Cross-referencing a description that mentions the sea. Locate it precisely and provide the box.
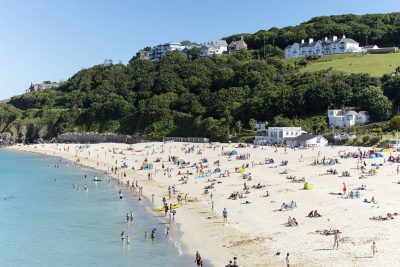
[0,150,194,267]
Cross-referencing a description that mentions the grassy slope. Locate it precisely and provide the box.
[287,53,400,76]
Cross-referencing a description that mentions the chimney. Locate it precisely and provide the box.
[342,35,346,38]
[324,37,328,41]
[333,36,338,41]
[309,38,314,43]
[301,39,305,44]
[240,35,244,42]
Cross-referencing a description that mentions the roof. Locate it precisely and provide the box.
[286,134,325,142]
[363,45,378,49]
[300,41,320,48]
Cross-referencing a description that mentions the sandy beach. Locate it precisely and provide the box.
[9,142,400,266]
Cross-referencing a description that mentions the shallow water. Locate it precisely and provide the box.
[0,150,193,267]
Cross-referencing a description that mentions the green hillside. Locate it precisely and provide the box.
[290,53,400,76]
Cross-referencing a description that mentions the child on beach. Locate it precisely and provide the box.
[223,208,228,222]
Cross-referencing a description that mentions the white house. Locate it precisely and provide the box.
[26,82,59,93]
[328,109,369,127]
[285,35,362,59]
[285,134,328,147]
[201,40,228,57]
[149,42,186,61]
[254,124,304,144]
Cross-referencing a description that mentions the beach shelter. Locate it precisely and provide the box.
[304,182,313,190]
[213,168,221,173]
[388,156,395,162]
[239,167,245,173]
[369,154,376,159]
[376,153,383,158]
[230,150,238,156]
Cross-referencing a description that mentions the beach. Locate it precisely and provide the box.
[9,142,400,266]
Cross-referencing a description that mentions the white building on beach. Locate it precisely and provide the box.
[285,134,328,147]
[328,109,369,127]
[285,35,362,59]
[254,124,304,144]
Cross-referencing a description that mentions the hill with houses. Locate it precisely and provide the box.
[1,12,400,144]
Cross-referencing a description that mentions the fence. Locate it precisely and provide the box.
[163,137,210,143]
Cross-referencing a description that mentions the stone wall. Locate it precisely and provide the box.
[56,132,151,144]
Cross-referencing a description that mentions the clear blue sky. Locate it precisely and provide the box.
[0,0,399,99]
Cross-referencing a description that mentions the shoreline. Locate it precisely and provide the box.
[6,144,277,267]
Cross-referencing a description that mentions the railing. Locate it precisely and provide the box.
[162,137,210,143]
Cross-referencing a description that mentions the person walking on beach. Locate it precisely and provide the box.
[285,253,290,267]
[165,227,169,239]
[195,251,202,267]
[223,208,228,222]
[342,182,347,196]
[371,241,377,257]
[333,230,340,250]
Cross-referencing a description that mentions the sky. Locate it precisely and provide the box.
[0,0,399,99]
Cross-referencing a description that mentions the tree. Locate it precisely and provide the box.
[248,118,257,130]
[389,116,400,131]
[359,86,392,122]
[235,120,243,135]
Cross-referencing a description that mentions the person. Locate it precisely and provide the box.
[223,208,228,222]
[371,241,377,257]
[211,200,214,212]
[225,260,233,267]
[333,230,340,250]
[121,231,125,242]
[195,251,202,267]
[144,231,148,240]
[342,182,347,196]
[126,212,130,222]
[126,235,130,244]
[130,211,133,222]
[165,227,169,239]
[285,253,290,267]
[119,189,123,200]
[232,256,238,267]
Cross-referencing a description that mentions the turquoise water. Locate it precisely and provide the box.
[0,150,193,267]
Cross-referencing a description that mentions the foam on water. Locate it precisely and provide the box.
[0,150,194,267]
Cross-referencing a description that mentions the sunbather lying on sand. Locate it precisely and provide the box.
[261,191,270,197]
[370,213,398,220]
[287,216,298,226]
[307,210,322,217]
[316,229,341,235]
[364,196,377,204]
[252,183,266,189]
